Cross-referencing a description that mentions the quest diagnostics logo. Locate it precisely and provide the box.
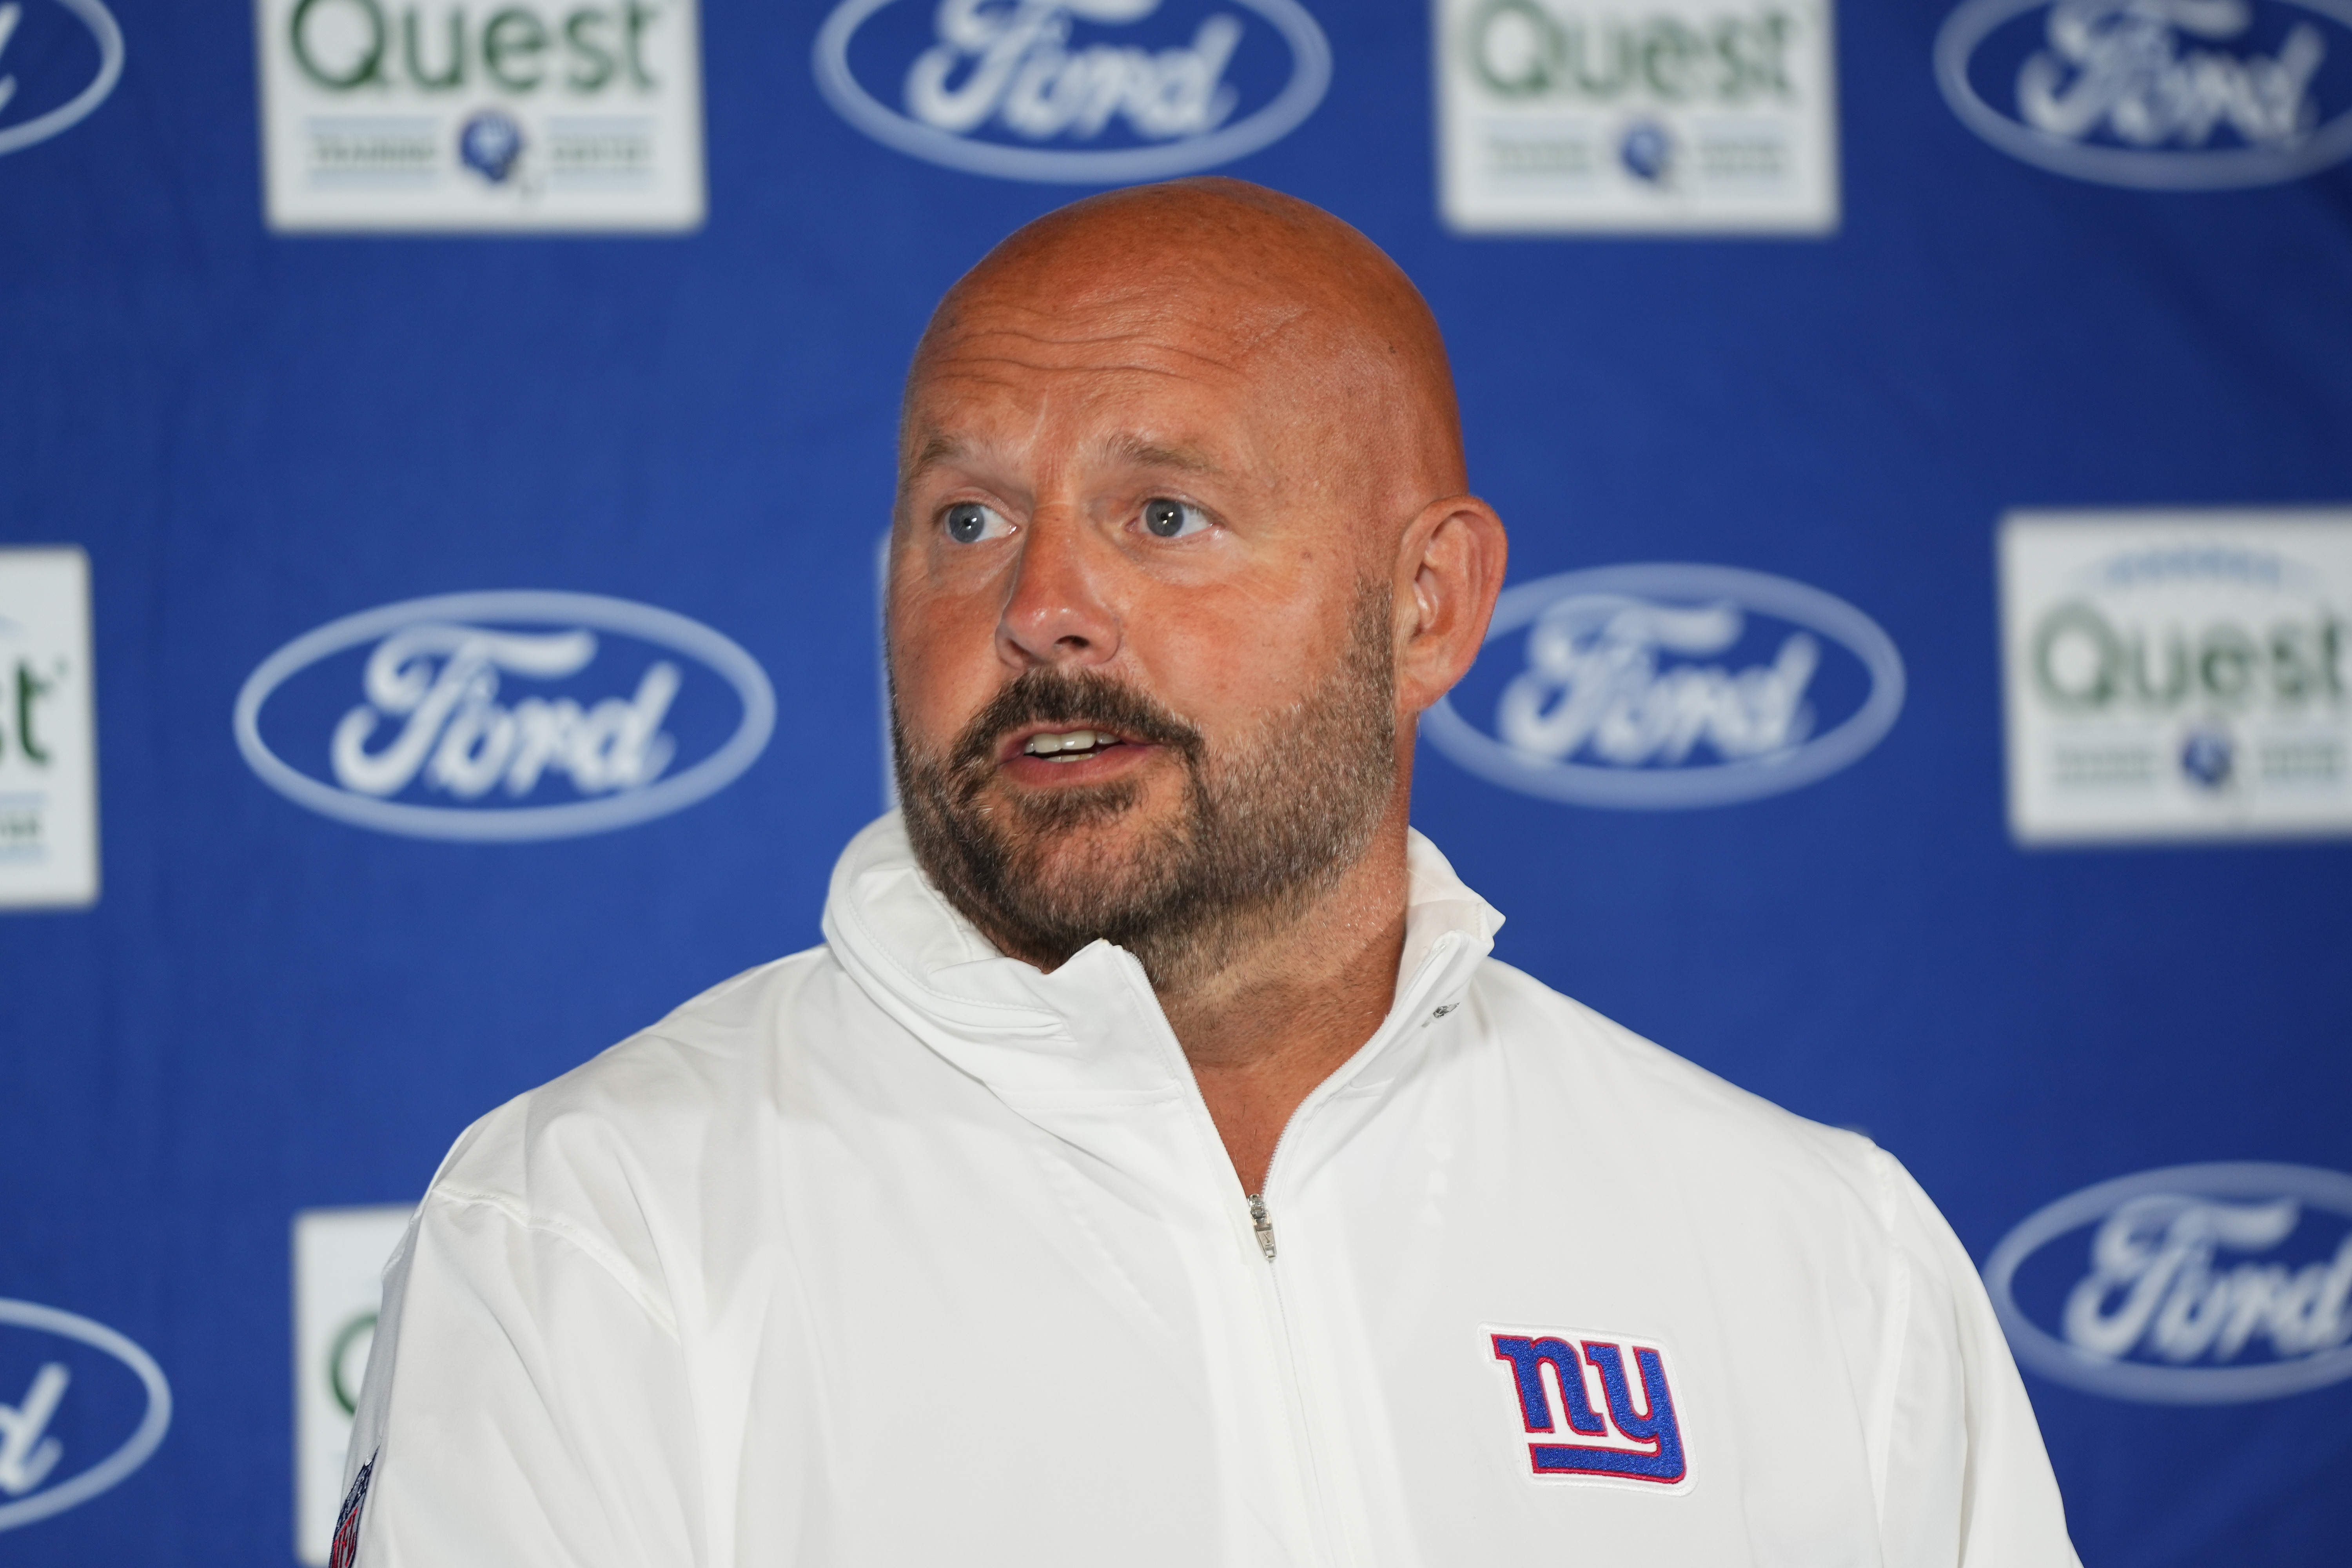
[235,590,774,842]
[1936,0,2352,188]
[254,0,706,230]
[1998,510,2352,844]
[1425,563,1904,809]
[813,0,1332,182]
[1987,1163,2352,1403]
[0,1300,172,1534]
[1434,0,1840,233]
[0,0,123,158]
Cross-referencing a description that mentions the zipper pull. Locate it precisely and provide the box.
[1247,1193,1277,1261]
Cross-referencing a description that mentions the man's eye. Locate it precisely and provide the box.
[942,503,1012,544]
[1141,499,1210,539]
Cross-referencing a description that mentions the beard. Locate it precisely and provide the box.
[893,588,1399,993]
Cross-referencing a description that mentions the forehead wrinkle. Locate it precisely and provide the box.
[905,347,1332,508]
[925,352,1203,386]
[931,283,1321,364]
[915,178,1464,476]
[1223,300,1315,358]
[915,309,1345,449]
[925,325,1252,380]
[955,255,1386,370]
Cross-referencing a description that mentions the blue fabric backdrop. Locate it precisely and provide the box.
[2,0,2349,1562]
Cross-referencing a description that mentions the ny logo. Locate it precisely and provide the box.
[1488,1331,1688,1485]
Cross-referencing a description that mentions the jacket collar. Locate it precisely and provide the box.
[820,813,1504,1104]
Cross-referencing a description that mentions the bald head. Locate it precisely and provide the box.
[905,178,1466,517]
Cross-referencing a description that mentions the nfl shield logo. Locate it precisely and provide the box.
[328,1454,375,1568]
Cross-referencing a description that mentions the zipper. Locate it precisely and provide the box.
[1233,934,1473,1561]
[1115,933,1472,1566]
[1242,933,1471,1268]
[1247,1192,1277,1260]
[1241,1181,1325,1563]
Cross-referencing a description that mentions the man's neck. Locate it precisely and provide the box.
[1156,814,1413,1196]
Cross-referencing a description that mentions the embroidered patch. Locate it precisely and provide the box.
[1484,1328,1692,1490]
[328,1452,376,1568]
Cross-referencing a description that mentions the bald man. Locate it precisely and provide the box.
[339,181,2078,1568]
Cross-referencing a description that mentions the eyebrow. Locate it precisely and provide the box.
[1098,434,1223,477]
[901,430,966,484]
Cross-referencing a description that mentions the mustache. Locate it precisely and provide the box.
[947,666,1204,777]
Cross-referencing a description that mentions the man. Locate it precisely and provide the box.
[342,180,2078,1566]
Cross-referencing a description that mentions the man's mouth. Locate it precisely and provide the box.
[1018,728,1127,762]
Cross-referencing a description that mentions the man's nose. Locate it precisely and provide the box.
[998,507,1120,669]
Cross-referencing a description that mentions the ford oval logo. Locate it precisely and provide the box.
[1424,563,1906,809]
[0,0,124,158]
[813,0,1332,183]
[1935,0,2352,188]
[234,590,776,842]
[0,1299,171,1533]
[1986,1162,2352,1403]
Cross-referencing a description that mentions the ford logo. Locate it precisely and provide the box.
[234,590,776,842]
[0,0,124,158]
[1986,1162,2352,1403]
[0,1300,171,1533]
[1424,563,1905,809]
[1935,0,2352,188]
[813,0,1332,183]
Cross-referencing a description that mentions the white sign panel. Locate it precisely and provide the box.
[293,1205,411,1567]
[1434,0,1839,234]
[2000,509,2352,845]
[0,547,98,910]
[255,0,706,232]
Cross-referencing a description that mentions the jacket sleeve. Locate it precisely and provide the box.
[1875,1153,2080,1568]
[341,1183,705,1568]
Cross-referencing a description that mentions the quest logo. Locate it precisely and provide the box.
[1936,0,2352,188]
[234,590,774,842]
[1987,1162,2352,1403]
[812,0,1331,182]
[254,0,706,231]
[0,0,123,158]
[1433,0,1841,234]
[1998,510,2352,844]
[1424,563,1904,809]
[0,1299,171,1534]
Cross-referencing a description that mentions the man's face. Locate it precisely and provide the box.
[887,276,1402,983]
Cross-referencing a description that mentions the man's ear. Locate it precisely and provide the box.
[1394,495,1508,717]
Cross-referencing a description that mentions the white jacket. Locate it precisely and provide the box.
[346,815,2078,1568]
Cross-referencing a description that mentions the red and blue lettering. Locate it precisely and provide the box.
[1489,1333,1687,1484]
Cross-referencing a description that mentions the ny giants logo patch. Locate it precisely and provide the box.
[1486,1328,1691,1489]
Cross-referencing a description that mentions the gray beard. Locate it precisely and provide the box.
[893,589,1398,993]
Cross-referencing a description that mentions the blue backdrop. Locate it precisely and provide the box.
[3,0,2349,1563]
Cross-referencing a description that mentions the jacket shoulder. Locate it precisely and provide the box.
[425,943,853,1214]
[1466,956,1899,1226]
